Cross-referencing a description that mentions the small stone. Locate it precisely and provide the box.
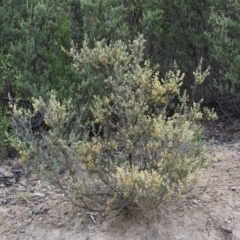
[0,199,8,205]
[9,200,16,205]
[0,206,9,214]
[192,199,198,205]
[7,208,13,214]
[31,192,45,197]
[57,223,64,227]
[230,186,236,191]
[224,220,231,225]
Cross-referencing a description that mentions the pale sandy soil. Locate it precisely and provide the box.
[0,138,240,240]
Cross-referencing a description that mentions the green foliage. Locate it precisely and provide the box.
[80,0,128,45]
[76,0,218,115]
[0,108,10,163]
[78,0,240,115]
[205,0,240,115]
[69,0,84,49]
[8,1,70,97]
[0,0,83,103]
[80,0,210,78]
[0,0,85,160]
[9,37,214,212]
[0,0,239,117]
[0,51,21,161]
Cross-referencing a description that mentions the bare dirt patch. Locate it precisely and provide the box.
[1,140,240,240]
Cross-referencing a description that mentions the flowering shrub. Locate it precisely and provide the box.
[9,36,216,212]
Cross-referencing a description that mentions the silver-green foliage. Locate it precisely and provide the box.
[9,36,216,212]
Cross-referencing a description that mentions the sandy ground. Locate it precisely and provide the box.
[0,138,240,240]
